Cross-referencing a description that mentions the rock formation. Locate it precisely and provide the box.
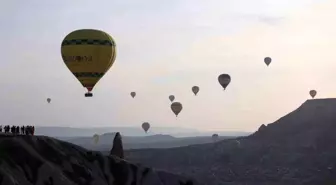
[0,135,199,185]
[110,132,124,159]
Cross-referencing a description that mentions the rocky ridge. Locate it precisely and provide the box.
[0,133,199,185]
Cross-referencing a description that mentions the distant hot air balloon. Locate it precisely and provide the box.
[212,134,219,142]
[218,74,231,90]
[131,92,136,98]
[192,86,199,96]
[171,102,183,117]
[61,29,117,97]
[169,95,175,102]
[235,140,241,148]
[309,90,317,98]
[93,134,99,144]
[264,57,272,66]
[142,122,150,133]
[47,98,51,103]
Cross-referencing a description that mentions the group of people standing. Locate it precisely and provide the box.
[0,125,35,135]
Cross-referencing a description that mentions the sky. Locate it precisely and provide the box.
[0,0,334,132]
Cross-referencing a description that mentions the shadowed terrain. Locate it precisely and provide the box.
[124,99,336,185]
[0,134,199,185]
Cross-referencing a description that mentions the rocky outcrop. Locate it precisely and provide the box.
[0,135,199,185]
[110,132,124,159]
[126,98,336,185]
[250,98,336,146]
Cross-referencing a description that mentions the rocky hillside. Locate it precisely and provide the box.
[125,99,336,185]
[251,98,336,147]
[0,134,199,185]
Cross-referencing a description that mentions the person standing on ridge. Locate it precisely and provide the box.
[21,126,25,135]
[16,126,20,135]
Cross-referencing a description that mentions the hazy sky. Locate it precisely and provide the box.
[0,0,334,132]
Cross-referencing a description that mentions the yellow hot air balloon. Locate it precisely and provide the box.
[309,90,317,98]
[93,134,99,144]
[171,102,183,117]
[169,95,175,102]
[142,122,150,133]
[61,29,116,97]
[131,92,136,98]
[192,86,199,96]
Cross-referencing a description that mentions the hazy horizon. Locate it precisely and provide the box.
[33,125,251,138]
[1,0,334,132]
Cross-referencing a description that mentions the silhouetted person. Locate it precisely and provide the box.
[32,126,35,135]
[110,132,124,159]
[11,125,16,134]
[0,125,2,133]
[16,126,20,135]
[25,126,30,135]
[4,125,9,133]
[21,126,25,135]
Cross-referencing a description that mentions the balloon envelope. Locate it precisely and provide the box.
[235,140,241,147]
[212,134,219,142]
[142,122,150,132]
[218,74,231,90]
[192,86,199,96]
[309,90,317,98]
[264,57,272,66]
[93,134,99,144]
[47,98,51,103]
[171,102,183,117]
[169,95,175,102]
[131,92,136,98]
[61,29,116,93]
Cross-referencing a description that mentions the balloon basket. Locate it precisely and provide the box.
[85,92,93,97]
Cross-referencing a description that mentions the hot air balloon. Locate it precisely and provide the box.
[93,134,99,144]
[61,29,117,97]
[264,57,272,66]
[192,86,199,96]
[47,98,51,103]
[169,95,175,102]
[131,92,136,98]
[235,140,241,148]
[218,74,231,90]
[212,134,219,142]
[309,90,317,98]
[171,102,183,117]
[142,122,150,133]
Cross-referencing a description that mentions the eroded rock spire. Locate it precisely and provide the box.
[110,132,124,159]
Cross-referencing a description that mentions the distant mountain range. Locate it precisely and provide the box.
[34,126,251,138]
[61,133,237,150]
